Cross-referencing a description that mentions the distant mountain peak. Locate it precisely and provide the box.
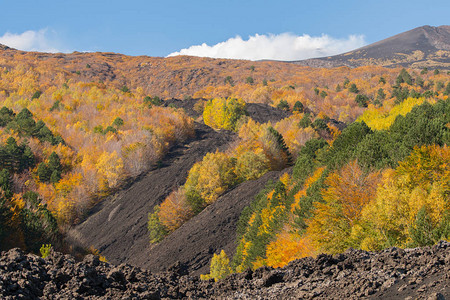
[293,25,450,69]
[420,25,450,51]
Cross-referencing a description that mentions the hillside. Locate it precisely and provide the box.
[294,25,450,69]
[66,122,236,271]
[68,102,290,276]
[0,45,308,99]
[0,26,449,298]
[0,35,442,103]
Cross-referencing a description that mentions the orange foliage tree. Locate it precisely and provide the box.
[306,161,381,253]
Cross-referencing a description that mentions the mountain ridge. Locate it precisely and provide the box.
[0,25,448,101]
[292,25,450,69]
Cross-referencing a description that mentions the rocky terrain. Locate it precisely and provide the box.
[294,25,450,69]
[1,241,449,299]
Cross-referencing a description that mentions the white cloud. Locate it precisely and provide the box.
[168,33,366,61]
[0,29,66,53]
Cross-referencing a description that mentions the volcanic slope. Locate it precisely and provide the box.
[294,25,450,69]
[68,122,235,268]
[135,170,285,276]
[69,102,289,275]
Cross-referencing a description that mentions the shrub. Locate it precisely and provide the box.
[193,100,206,114]
[201,250,232,281]
[148,206,169,243]
[40,244,52,258]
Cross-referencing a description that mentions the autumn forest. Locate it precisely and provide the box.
[0,47,448,281]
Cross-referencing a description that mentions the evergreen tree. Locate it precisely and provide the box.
[267,126,293,166]
[292,101,304,113]
[348,83,359,93]
[14,108,36,136]
[298,113,312,128]
[396,68,413,85]
[0,197,12,248]
[0,107,15,127]
[37,163,52,182]
[377,88,386,100]
[355,94,369,107]
[48,152,62,172]
[0,169,12,199]
[20,192,58,253]
[276,100,290,111]
[409,206,436,247]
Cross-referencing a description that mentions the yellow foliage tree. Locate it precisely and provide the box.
[234,150,269,181]
[361,145,450,249]
[200,250,232,281]
[96,151,124,190]
[203,97,246,131]
[357,97,433,130]
[184,151,237,205]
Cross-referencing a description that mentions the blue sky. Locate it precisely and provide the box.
[0,0,449,60]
